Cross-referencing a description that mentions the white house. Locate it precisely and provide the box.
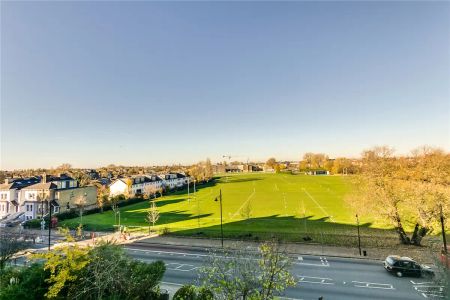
[1,174,97,222]
[0,177,40,219]
[109,175,164,197]
[160,173,187,190]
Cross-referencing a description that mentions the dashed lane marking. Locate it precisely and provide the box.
[351,281,395,290]
[298,275,334,285]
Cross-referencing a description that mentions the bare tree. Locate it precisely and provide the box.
[0,229,30,271]
[265,158,277,169]
[143,185,158,200]
[199,241,296,300]
[240,201,252,221]
[146,200,160,234]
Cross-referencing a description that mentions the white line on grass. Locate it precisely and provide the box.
[302,188,335,222]
[230,188,256,220]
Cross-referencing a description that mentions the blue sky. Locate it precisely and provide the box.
[1,1,449,170]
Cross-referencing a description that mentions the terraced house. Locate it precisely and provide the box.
[0,174,97,222]
[0,176,40,219]
[109,173,187,197]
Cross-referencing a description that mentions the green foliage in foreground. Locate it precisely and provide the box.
[0,234,166,300]
[173,285,213,300]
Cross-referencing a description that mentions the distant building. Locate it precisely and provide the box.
[160,173,187,190]
[307,170,330,175]
[109,175,164,197]
[212,164,261,173]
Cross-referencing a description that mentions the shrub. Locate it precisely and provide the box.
[173,285,197,300]
[0,263,49,300]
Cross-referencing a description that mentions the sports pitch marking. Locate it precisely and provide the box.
[230,188,256,220]
[302,188,335,222]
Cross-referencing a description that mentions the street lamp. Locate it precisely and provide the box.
[214,189,224,248]
[356,214,362,256]
[440,204,448,267]
[48,200,53,251]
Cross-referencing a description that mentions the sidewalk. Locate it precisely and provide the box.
[130,235,437,263]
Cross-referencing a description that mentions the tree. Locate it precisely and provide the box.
[302,153,314,170]
[143,185,158,200]
[199,241,296,300]
[199,246,261,299]
[0,230,30,272]
[0,263,50,300]
[349,146,450,245]
[125,178,133,198]
[240,201,252,221]
[32,229,90,299]
[205,158,213,181]
[265,158,277,169]
[173,285,213,300]
[56,163,72,172]
[146,200,160,234]
[258,241,296,299]
[349,147,412,244]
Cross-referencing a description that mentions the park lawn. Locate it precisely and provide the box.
[60,173,400,244]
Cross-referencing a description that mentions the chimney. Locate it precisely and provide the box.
[42,173,47,183]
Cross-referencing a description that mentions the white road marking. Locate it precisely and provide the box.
[293,256,329,267]
[351,281,394,290]
[298,275,334,285]
[411,280,446,298]
[125,248,209,258]
[302,188,335,222]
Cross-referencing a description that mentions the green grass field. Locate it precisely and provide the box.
[61,173,403,246]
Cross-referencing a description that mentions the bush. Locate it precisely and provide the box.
[173,285,197,300]
[197,287,214,300]
[173,285,213,300]
[0,263,49,300]
[23,219,42,229]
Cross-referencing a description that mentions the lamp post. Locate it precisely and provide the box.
[440,204,448,266]
[48,200,53,251]
[356,214,362,256]
[215,189,224,248]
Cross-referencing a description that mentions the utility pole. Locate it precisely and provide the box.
[48,200,52,251]
[440,204,448,260]
[356,214,362,256]
[215,189,224,248]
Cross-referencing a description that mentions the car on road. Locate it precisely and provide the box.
[384,255,434,278]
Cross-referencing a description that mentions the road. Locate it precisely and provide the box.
[124,243,445,300]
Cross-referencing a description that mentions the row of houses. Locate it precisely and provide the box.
[0,171,189,223]
[109,173,188,197]
[0,174,97,221]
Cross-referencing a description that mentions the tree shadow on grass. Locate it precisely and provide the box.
[161,215,403,248]
[217,177,264,184]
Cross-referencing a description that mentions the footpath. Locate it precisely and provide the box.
[18,229,436,264]
[129,235,436,263]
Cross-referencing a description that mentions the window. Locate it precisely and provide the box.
[54,206,60,213]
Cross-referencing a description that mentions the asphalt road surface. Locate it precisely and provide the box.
[124,243,445,300]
